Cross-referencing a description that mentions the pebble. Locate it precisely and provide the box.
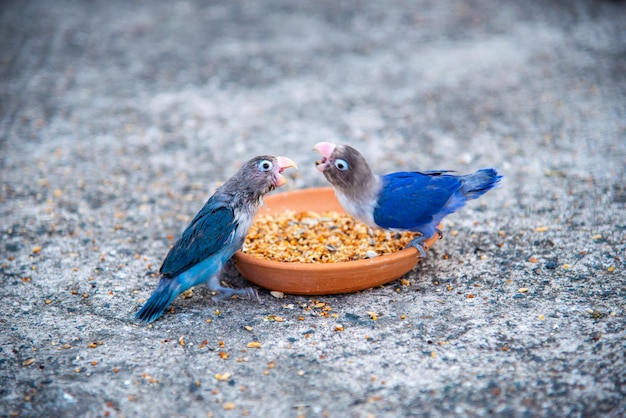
[544,261,557,270]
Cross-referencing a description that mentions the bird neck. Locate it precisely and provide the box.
[218,182,264,213]
[334,174,381,228]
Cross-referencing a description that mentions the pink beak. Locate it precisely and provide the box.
[313,142,337,172]
[273,156,297,187]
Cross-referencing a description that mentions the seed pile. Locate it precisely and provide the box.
[242,210,418,263]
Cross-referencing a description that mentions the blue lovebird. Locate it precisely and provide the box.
[135,155,297,323]
[313,142,502,256]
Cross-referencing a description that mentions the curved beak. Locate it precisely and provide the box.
[273,156,298,187]
[313,142,336,172]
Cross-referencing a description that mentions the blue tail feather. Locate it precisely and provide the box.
[461,168,502,200]
[135,277,181,323]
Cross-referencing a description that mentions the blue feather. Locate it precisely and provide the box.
[135,154,296,323]
[136,251,230,323]
[135,197,243,323]
[313,142,502,258]
[373,168,502,238]
[159,196,236,278]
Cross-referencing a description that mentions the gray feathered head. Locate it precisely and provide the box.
[313,142,375,192]
[223,155,297,200]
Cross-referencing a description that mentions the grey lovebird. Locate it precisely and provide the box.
[135,155,297,323]
[313,142,502,256]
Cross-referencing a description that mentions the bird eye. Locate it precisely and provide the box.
[334,158,349,171]
[258,159,273,172]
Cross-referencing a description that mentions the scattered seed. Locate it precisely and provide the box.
[215,373,232,381]
[247,342,261,349]
[22,358,35,366]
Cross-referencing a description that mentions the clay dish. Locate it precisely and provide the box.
[233,187,441,295]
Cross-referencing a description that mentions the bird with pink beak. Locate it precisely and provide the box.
[136,155,297,322]
[314,142,502,257]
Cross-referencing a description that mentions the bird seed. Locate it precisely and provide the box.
[242,210,418,263]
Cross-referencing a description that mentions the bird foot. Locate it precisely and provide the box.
[405,230,442,258]
[405,237,428,258]
[211,286,259,301]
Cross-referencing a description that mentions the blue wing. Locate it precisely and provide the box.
[373,171,463,231]
[159,196,237,278]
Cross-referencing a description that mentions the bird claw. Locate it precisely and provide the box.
[211,286,258,302]
[405,229,443,257]
[244,287,260,301]
[406,239,428,258]
[208,275,259,301]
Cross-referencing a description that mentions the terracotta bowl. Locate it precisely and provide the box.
[232,187,441,295]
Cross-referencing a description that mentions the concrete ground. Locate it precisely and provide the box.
[1,0,625,417]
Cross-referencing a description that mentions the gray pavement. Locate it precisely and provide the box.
[1,1,625,417]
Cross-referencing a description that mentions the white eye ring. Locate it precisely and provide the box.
[334,158,349,171]
[258,159,273,172]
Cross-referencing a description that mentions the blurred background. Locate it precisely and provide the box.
[1,1,625,417]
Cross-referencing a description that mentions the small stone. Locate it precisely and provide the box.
[544,261,557,270]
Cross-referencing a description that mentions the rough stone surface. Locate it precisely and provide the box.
[1,1,625,417]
